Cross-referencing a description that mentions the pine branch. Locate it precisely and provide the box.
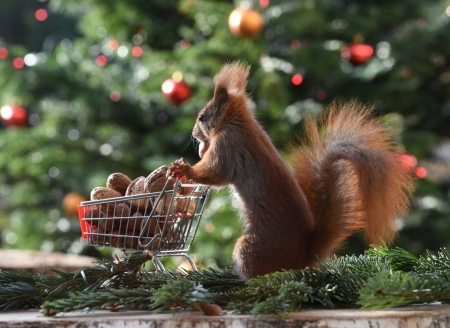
[0,270,42,311]
[0,251,151,311]
[416,248,450,276]
[365,244,419,272]
[151,280,212,312]
[5,247,450,315]
[41,288,156,316]
[41,280,212,316]
[357,271,450,309]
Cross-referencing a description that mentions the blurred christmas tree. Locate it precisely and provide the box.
[1,0,450,269]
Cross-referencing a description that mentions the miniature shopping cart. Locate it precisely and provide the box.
[78,178,210,271]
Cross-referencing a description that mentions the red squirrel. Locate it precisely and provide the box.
[169,62,416,280]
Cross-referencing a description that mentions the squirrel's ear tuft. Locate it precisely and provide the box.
[214,87,229,107]
[215,61,250,95]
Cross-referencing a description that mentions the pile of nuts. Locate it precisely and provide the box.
[83,165,196,249]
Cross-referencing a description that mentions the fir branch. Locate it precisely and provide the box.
[41,288,156,316]
[357,271,450,309]
[41,277,213,315]
[364,244,418,272]
[6,247,450,315]
[0,251,151,311]
[0,270,42,311]
[416,248,450,277]
[225,280,314,315]
[0,269,38,286]
[0,281,42,311]
[151,280,212,312]
[178,267,245,293]
[138,267,245,293]
[318,254,392,308]
[42,251,151,302]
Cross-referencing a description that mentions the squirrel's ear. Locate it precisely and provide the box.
[214,87,229,108]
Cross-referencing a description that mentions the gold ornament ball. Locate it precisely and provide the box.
[228,8,264,38]
[62,192,87,217]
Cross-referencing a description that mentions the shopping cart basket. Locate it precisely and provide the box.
[78,178,210,271]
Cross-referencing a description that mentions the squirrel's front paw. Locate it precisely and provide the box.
[168,158,190,179]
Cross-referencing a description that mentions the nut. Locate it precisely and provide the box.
[91,187,122,215]
[84,207,104,226]
[106,172,132,196]
[156,194,196,216]
[175,196,196,214]
[202,304,223,316]
[126,176,150,212]
[145,165,176,193]
[117,212,144,232]
[140,218,161,238]
[114,203,131,218]
[91,187,122,200]
[110,230,139,249]
[90,227,100,244]
[99,218,116,233]
[179,176,196,195]
[155,195,176,215]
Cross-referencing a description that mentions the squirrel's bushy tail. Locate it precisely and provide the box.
[291,102,415,262]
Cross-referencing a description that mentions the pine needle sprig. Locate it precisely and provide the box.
[317,254,393,308]
[357,271,450,309]
[41,288,156,316]
[364,244,418,272]
[214,270,307,313]
[0,270,42,311]
[41,280,213,316]
[224,279,314,315]
[151,280,212,312]
[136,267,245,294]
[0,251,151,311]
[0,280,42,311]
[416,248,450,277]
[41,251,151,302]
[6,247,450,315]
[179,267,245,293]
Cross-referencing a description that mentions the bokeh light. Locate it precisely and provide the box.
[13,57,25,69]
[260,0,270,8]
[317,90,327,101]
[291,39,301,49]
[416,167,428,179]
[107,39,119,51]
[110,91,121,102]
[95,55,108,66]
[35,9,48,21]
[0,47,8,59]
[131,46,143,58]
[161,79,175,94]
[291,73,303,85]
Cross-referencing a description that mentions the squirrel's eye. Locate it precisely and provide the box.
[198,114,205,122]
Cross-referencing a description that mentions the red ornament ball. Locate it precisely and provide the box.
[341,43,374,65]
[0,105,28,127]
[228,8,264,38]
[161,79,191,105]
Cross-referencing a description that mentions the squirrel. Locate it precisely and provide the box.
[169,62,416,280]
